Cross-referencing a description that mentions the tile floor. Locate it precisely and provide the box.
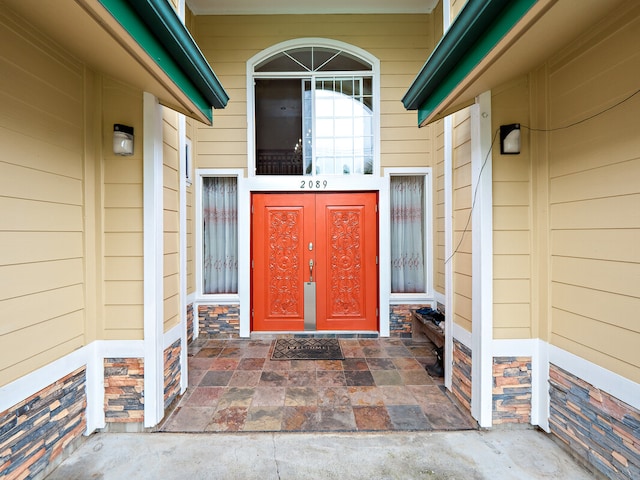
[160,337,476,433]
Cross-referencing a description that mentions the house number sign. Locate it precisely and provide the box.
[300,179,328,189]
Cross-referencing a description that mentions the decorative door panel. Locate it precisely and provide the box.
[252,194,315,330]
[252,192,377,331]
[315,194,378,331]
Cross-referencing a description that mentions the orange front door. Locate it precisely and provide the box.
[252,192,378,331]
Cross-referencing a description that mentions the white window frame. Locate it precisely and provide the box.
[247,38,381,178]
[184,138,192,186]
[384,167,433,304]
[195,169,246,304]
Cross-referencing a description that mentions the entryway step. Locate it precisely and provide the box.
[250,332,379,340]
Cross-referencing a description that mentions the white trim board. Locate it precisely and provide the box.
[452,322,472,349]
[0,339,145,434]
[143,93,165,428]
[549,344,640,411]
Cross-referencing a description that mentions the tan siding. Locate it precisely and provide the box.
[434,119,446,294]
[0,10,86,385]
[187,180,195,294]
[491,76,533,338]
[102,78,144,339]
[163,109,181,333]
[451,108,472,333]
[544,8,640,381]
[193,14,434,172]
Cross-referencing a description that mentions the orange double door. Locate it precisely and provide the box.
[252,192,378,332]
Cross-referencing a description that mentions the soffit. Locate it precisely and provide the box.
[404,0,627,126]
[187,0,439,15]
[3,0,228,125]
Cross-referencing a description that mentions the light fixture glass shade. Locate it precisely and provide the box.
[113,124,134,156]
[500,123,520,155]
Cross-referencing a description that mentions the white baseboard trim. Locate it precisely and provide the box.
[433,291,446,307]
[549,344,640,411]
[164,323,182,349]
[452,323,472,348]
[0,345,91,415]
[0,340,145,435]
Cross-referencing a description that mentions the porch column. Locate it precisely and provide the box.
[143,92,165,427]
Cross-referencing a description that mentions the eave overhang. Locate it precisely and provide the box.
[402,0,538,127]
[99,0,229,119]
[402,0,624,127]
[3,0,228,125]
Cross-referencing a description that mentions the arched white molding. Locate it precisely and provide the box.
[246,37,381,179]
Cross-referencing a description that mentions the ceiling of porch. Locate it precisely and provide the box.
[186,0,440,15]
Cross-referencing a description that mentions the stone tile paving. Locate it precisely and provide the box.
[160,338,476,433]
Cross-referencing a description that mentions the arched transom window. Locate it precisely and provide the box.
[250,42,378,176]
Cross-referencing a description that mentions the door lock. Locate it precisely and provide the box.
[308,242,313,251]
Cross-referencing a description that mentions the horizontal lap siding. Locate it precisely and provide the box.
[0,11,85,385]
[547,10,640,382]
[452,109,472,333]
[434,120,446,294]
[102,79,144,339]
[491,77,533,339]
[192,14,434,172]
[163,110,180,333]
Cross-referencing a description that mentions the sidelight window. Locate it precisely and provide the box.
[390,175,426,294]
[202,177,238,294]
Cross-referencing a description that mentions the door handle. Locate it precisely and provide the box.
[309,259,314,282]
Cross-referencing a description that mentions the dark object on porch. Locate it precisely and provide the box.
[427,347,444,377]
[271,338,344,360]
[416,307,445,325]
[411,310,445,377]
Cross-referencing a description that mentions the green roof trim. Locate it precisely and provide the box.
[99,0,229,124]
[402,0,537,126]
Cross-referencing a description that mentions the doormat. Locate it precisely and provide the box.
[271,338,344,360]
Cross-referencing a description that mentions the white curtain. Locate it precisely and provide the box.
[203,177,238,294]
[390,176,425,293]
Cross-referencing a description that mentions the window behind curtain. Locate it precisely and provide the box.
[203,177,238,294]
[390,176,425,293]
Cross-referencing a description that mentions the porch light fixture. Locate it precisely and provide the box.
[113,124,134,156]
[500,123,521,154]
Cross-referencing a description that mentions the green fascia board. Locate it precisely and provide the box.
[99,0,229,123]
[401,0,537,125]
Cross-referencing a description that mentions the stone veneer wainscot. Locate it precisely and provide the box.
[198,304,240,338]
[104,358,144,423]
[492,356,532,424]
[549,364,640,480]
[452,339,472,412]
[0,368,86,480]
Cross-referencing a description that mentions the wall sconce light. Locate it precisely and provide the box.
[500,123,521,155]
[113,124,134,156]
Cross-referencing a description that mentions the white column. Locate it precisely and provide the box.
[471,91,493,427]
[143,92,165,427]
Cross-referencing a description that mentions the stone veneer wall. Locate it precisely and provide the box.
[389,304,431,337]
[186,303,194,344]
[198,304,240,338]
[104,358,144,423]
[452,339,472,412]
[163,340,181,409]
[549,364,640,480]
[492,356,532,424]
[0,367,86,480]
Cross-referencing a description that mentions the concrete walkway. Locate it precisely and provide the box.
[46,428,597,479]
